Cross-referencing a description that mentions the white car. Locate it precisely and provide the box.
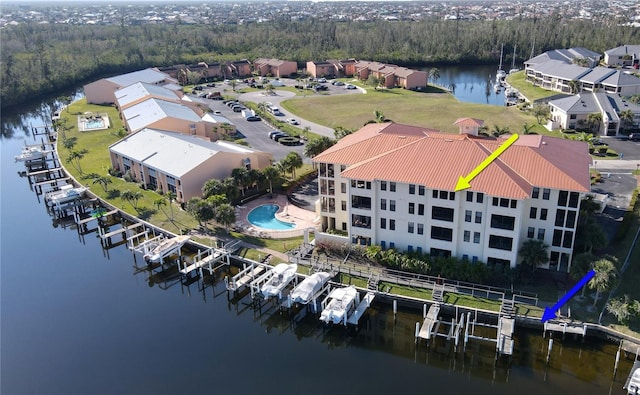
[287,118,299,125]
[345,84,357,90]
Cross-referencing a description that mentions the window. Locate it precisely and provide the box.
[532,187,540,199]
[409,184,416,194]
[500,198,509,208]
[381,199,387,210]
[340,165,346,172]
[431,226,453,242]
[492,197,499,206]
[527,227,535,238]
[537,228,546,240]
[489,235,513,251]
[380,218,386,229]
[430,248,451,258]
[449,192,455,201]
[408,245,413,253]
[569,192,579,208]
[351,195,371,209]
[417,223,424,235]
[389,242,395,249]
[342,222,347,231]
[389,219,395,231]
[439,190,448,199]
[341,201,347,211]
[570,114,577,119]
[543,188,550,200]
[419,186,425,196]
[555,209,566,227]
[418,204,425,216]
[409,203,415,214]
[510,200,517,209]
[417,247,423,255]
[465,210,472,222]
[490,214,515,230]
[552,230,563,247]
[464,230,471,242]
[351,214,371,229]
[475,211,482,224]
[466,191,473,202]
[566,211,577,229]
[390,200,396,212]
[540,208,548,220]
[341,183,346,194]
[476,193,484,204]
[487,257,511,267]
[530,207,537,219]
[432,190,438,199]
[473,232,480,244]
[390,182,396,192]
[381,181,387,191]
[408,222,415,233]
[558,190,568,206]
[563,231,574,248]
[432,206,454,222]
[462,254,469,262]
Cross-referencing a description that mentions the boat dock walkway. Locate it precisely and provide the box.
[99,222,143,241]
[225,263,266,292]
[77,209,119,226]
[179,249,228,277]
[347,291,376,325]
[543,320,587,338]
[497,317,515,356]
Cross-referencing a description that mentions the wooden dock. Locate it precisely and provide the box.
[179,249,227,276]
[99,222,143,240]
[418,304,440,340]
[497,317,515,356]
[225,263,266,292]
[347,291,376,325]
[543,321,587,338]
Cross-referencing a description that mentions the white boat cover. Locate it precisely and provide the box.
[320,286,358,324]
[290,272,331,304]
[144,235,190,262]
[261,263,297,298]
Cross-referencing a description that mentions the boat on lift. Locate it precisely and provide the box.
[290,272,331,304]
[320,286,359,325]
[15,145,47,162]
[45,184,87,207]
[260,263,298,299]
[143,235,190,263]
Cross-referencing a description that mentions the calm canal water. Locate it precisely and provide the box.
[428,64,509,106]
[0,83,634,395]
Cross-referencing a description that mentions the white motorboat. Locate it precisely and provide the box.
[143,235,190,263]
[15,146,46,162]
[261,263,298,299]
[290,272,331,304]
[45,184,87,206]
[320,286,358,325]
[496,44,506,84]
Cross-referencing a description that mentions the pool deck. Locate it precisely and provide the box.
[235,194,318,239]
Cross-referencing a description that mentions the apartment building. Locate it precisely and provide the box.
[253,58,298,77]
[312,123,591,272]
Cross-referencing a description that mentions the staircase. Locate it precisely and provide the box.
[367,273,380,291]
[501,299,515,316]
[432,286,444,303]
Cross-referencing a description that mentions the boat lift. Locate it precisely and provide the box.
[225,262,266,293]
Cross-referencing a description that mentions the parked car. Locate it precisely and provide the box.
[345,84,357,90]
[629,133,640,141]
[332,80,345,86]
[287,118,299,125]
[246,116,262,122]
[193,85,203,91]
[317,78,327,83]
[213,110,222,115]
[232,106,245,112]
[268,130,285,139]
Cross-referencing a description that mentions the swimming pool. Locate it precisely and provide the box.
[248,204,295,230]
[84,119,105,130]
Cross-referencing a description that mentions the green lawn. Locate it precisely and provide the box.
[280,85,547,135]
[505,71,559,102]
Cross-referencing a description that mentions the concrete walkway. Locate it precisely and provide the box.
[591,159,640,171]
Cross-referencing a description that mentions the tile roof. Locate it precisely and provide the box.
[454,117,484,127]
[315,123,591,198]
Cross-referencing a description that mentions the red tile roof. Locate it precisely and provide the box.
[313,124,592,198]
[454,117,485,127]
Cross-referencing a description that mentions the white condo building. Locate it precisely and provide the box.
[312,123,592,273]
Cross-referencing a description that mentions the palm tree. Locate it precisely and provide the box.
[66,149,88,174]
[364,110,392,125]
[154,197,167,218]
[284,152,303,179]
[587,112,603,134]
[572,57,589,67]
[121,190,139,211]
[231,167,250,197]
[619,109,634,133]
[303,136,335,159]
[62,136,77,150]
[518,239,549,274]
[92,175,112,192]
[570,252,596,298]
[166,191,177,221]
[262,166,280,196]
[521,123,536,135]
[567,80,581,94]
[589,258,618,307]
[364,245,383,263]
[428,68,440,86]
[215,203,236,231]
[334,126,354,139]
[491,124,510,137]
[202,178,224,199]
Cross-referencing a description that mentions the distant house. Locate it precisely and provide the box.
[109,128,273,203]
[223,60,252,79]
[83,68,178,105]
[253,58,298,77]
[157,62,223,84]
[115,82,184,110]
[548,92,640,135]
[353,60,427,90]
[525,47,602,69]
[603,45,640,67]
[454,117,485,136]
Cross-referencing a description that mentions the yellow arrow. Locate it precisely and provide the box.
[454,134,519,192]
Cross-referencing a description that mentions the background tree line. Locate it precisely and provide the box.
[2,17,639,109]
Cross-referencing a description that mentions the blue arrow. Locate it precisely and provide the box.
[541,269,596,322]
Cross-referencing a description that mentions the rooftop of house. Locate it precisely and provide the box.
[115,82,181,108]
[106,68,174,87]
[122,98,202,132]
[313,123,592,199]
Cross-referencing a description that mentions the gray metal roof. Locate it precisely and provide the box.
[122,98,202,132]
[109,128,261,178]
[601,70,640,87]
[526,47,601,67]
[115,82,180,108]
[535,60,590,80]
[106,68,169,87]
[578,67,616,84]
[548,93,598,114]
[605,45,640,57]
